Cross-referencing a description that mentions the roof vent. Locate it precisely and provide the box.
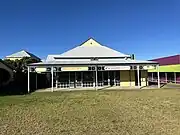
[91,57,98,61]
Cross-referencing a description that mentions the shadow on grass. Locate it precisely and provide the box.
[0,81,29,96]
[0,73,51,96]
[0,81,50,96]
[98,86,112,90]
[160,83,167,88]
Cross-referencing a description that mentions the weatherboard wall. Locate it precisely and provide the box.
[120,70,130,86]
[149,64,180,72]
[120,70,148,87]
[130,70,135,86]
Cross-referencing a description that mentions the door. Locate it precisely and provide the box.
[97,71,103,86]
[75,72,82,87]
[135,70,141,86]
[109,71,114,86]
[115,71,120,86]
[103,71,109,85]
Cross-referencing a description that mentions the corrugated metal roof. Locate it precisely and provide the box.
[46,38,130,60]
[150,54,180,66]
[29,59,157,66]
[6,50,31,58]
[6,50,40,60]
[60,45,129,57]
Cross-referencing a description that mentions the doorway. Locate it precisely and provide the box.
[69,72,75,88]
[135,70,141,86]
[109,71,114,86]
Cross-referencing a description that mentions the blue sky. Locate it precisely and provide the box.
[0,0,180,60]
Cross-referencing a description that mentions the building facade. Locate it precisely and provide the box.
[149,55,180,84]
[28,38,159,92]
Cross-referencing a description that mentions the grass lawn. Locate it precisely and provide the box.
[1,89,180,135]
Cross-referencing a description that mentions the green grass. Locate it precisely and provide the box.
[1,89,180,135]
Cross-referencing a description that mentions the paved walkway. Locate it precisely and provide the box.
[35,83,180,92]
[36,85,160,92]
[161,83,180,89]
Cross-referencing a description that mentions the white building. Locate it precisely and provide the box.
[28,38,160,92]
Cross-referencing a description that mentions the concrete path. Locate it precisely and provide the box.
[35,83,180,93]
[36,86,152,92]
[162,83,180,89]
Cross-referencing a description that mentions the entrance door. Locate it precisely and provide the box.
[103,71,109,85]
[75,72,82,87]
[109,71,114,86]
[135,70,141,86]
[97,71,103,86]
[115,71,120,86]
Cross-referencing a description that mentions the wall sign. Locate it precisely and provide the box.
[35,67,47,73]
[143,65,156,70]
[61,67,88,71]
[104,66,130,71]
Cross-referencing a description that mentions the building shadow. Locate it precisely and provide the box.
[98,86,115,90]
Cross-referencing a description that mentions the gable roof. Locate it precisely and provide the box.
[6,50,40,60]
[49,38,130,59]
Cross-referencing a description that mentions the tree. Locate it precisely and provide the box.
[0,57,41,95]
[3,57,41,73]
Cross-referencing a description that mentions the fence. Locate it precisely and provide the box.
[148,77,180,84]
[55,80,121,88]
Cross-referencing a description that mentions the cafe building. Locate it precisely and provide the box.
[28,38,160,92]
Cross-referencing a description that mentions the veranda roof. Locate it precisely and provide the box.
[29,59,157,66]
